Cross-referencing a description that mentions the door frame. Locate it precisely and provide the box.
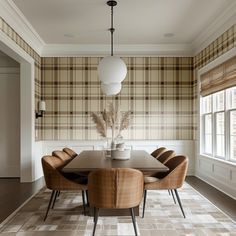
[0,30,36,182]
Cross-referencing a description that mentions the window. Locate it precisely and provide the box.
[201,87,236,163]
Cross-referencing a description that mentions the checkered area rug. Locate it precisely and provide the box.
[0,183,235,236]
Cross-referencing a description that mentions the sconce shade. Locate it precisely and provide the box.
[39,101,46,111]
[101,82,121,96]
[98,56,127,84]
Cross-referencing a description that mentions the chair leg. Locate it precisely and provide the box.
[92,207,99,236]
[86,190,89,206]
[174,189,186,218]
[81,190,86,215]
[170,189,176,204]
[51,190,58,209]
[93,207,95,223]
[130,208,138,236]
[168,189,170,195]
[142,190,147,218]
[44,190,55,221]
[57,191,60,197]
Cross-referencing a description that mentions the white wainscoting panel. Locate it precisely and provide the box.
[196,155,236,199]
[42,140,195,175]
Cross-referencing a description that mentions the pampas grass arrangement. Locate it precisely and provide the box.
[91,102,131,141]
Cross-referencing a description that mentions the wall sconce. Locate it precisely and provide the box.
[36,100,46,119]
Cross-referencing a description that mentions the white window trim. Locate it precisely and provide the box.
[197,47,236,166]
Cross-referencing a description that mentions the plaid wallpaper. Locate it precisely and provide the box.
[0,17,42,140]
[41,57,193,140]
[1,14,235,141]
[193,24,236,70]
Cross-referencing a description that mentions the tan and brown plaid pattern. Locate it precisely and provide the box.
[194,24,236,70]
[1,15,236,141]
[0,17,42,139]
[41,57,194,140]
[88,168,143,209]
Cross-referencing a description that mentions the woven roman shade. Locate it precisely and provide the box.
[200,56,236,96]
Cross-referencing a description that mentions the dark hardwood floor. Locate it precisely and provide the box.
[186,176,236,221]
[0,177,44,223]
[0,176,235,224]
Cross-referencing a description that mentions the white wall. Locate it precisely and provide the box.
[0,51,20,177]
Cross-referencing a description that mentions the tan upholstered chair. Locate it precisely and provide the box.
[42,155,87,221]
[143,155,188,218]
[151,147,167,159]
[88,168,144,236]
[52,150,71,165]
[63,147,77,159]
[157,150,176,164]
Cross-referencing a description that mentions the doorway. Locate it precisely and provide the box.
[0,51,20,177]
[0,31,38,182]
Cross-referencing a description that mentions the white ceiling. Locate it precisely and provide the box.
[12,0,234,45]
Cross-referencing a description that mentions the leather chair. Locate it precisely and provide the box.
[157,150,176,164]
[88,168,144,236]
[63,147,77,159]
[41,155,87,221]
[143,155,188,218]
[151,147,167,158]
[52,150,71,165]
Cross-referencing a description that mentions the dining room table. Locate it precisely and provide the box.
[63,150,169,216]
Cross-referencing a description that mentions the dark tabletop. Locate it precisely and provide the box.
[63,150,169,173]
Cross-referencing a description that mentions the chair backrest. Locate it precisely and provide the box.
[151,147,167,158]
[88,168,144,209]
[42,155,85,191]
[162,155,188,189]
[157,150,176,164]
[63,147,77,158]
[52,150,71,163]
[41,155,64,190]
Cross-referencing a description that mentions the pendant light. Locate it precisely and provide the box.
[98,0,127,96]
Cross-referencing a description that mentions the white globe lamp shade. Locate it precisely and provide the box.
[101,82,122,96]
[98,56,127,84]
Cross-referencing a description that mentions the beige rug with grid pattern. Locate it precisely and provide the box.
[0,183,235,236]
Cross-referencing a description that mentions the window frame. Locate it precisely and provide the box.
[200,87,236,163]
[229,108,236,163]
[202,112,213,156]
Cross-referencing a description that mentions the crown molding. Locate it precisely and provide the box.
[41,43,193,57]
[0,0,235,57]
[192,0,236,55]
[0,0,45,55]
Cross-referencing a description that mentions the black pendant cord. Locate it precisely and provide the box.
[109,5,115,56]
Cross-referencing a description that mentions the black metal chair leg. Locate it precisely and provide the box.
[142,190,147,218]
[170,189,176,204]
[93,207,96,223]
[168,189,171,195]
[82,190,86,215]
[51,190,58,209]
[57,191,60,197]
[86,190,89,206]
[130,208,138,236]
[174,189,186,218]
[44,190,55,221]
[92,207,99,236]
